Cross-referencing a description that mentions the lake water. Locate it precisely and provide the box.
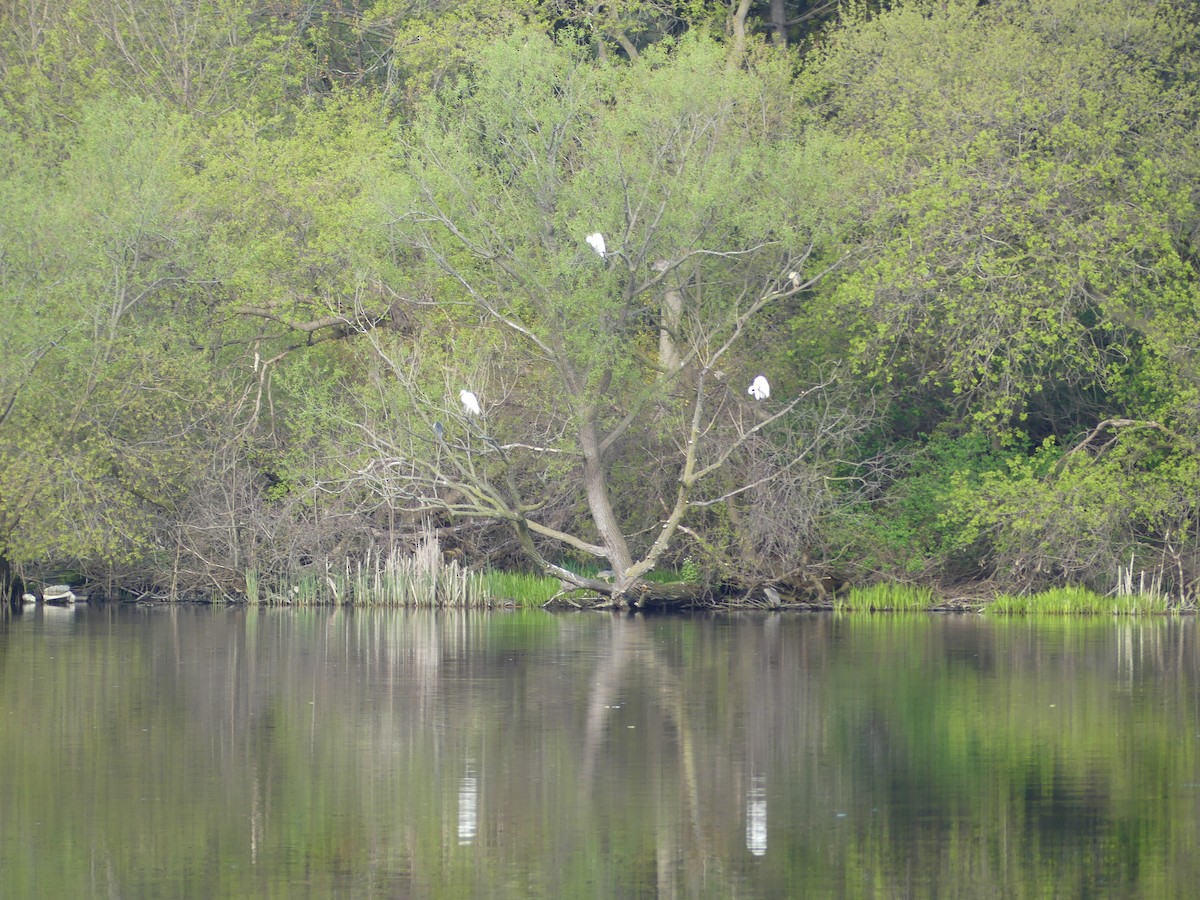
[2,606,1198,897]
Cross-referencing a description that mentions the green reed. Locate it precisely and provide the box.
[986,586,1172,615]
[838,584,937,612]
[243,568,260,605]
[481,570,560,607]
[244,529,496,607]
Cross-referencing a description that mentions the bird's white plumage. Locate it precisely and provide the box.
[459,390,482,415]
[748,375,770,400]
[585,232,607,258]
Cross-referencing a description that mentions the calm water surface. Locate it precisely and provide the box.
[2,606,1199,897]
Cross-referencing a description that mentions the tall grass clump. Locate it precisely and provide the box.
[839,584,936,611]
[347,533,487,607]
[987,585,1173,615]
[481,570,560,607]
[1114,558,1192,611]
[244,568,260,605]
[249,529,571,607]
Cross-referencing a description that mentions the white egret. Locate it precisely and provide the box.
[585,232,607,258]
[748,375,770,400]
[459,390,482,416]
[746,774,768,857]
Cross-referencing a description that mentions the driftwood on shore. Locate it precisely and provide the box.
[541,574,852,611]
[40,584,77,604]
[624,581,709,609]
[545,580,721,611]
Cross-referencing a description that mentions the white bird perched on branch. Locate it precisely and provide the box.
[459,390,482,416]
[585,232,607,258]
[748,375,770,400]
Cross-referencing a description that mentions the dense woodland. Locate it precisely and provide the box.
[3,0,1200,604]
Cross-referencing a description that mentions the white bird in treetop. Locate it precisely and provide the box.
[459,390,482,416]
[585,232,607,258]
[748,375,770,401]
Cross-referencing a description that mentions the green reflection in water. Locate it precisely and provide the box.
[1,607,1198,897]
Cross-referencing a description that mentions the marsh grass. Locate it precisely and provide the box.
[838,584,936,612]
[1113,560,1194,610]
[472,563,691,606]
[346,538,486,606]
[243,531,573,608]
[244,530,487,607]
[481,570,560,607]
[244,568,260,605]
[987,585,1173,615]
[644,567,687,584]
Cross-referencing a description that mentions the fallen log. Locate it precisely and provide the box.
[624,580,709,609]
[42,584,77,604]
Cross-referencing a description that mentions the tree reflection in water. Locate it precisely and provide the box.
[2,608,1199,897]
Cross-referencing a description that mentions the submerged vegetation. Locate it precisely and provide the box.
[4,0,1200,607]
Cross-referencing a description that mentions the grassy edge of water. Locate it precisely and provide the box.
[236,559,704,609]
[833,583,1193,615]
[836,584,938,612]
[224,554,1195,614]
[984,586,1178,616]
[480,570,560,607]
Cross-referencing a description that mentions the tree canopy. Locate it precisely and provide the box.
[3,0,1200,603]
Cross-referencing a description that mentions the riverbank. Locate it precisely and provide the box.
[9,573,1192,616]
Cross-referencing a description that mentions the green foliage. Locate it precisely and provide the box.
[850,430,1011,575]
[391,28,829,378]
[938,426,1200,591]
[382,0,545,106]
[804,0,1200,431]
[679,557,700,584]
[0,96,221,568]
[4,0,1200,602]
[796,0,1200,593]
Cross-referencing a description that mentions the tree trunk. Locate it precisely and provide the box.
[659,283,683,373]
[0,554,13,604]
[769,0,788,47]
[578,418,634,575]
[729,0,754,64]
